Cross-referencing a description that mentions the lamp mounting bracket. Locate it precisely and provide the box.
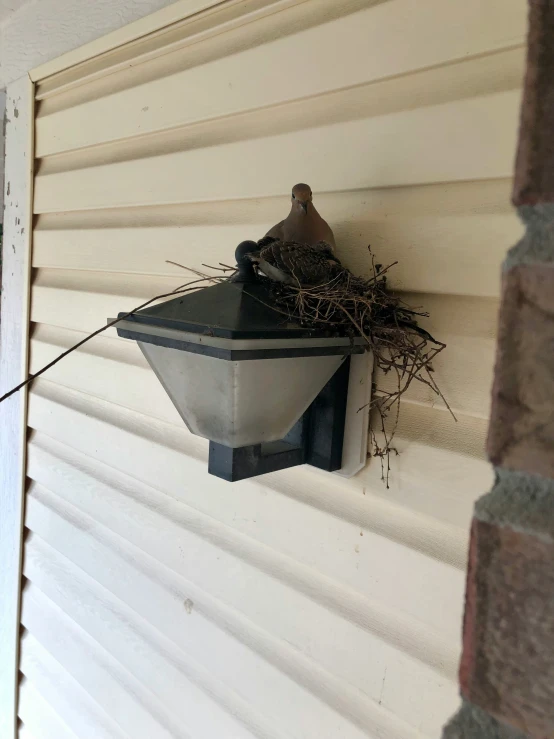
[208,357,351,482]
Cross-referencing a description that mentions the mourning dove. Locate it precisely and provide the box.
[262,184,336,251]
[249,240,343,286]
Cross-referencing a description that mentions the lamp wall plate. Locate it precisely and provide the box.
[335,351,374,479]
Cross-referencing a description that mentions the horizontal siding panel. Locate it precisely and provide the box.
[34,0,526,156]
[377,292,499,418]
[33,177,516,225]
[31,268,503,342]
[26,389,469,618]
[32,0,280,91]
[34,91,521,213]
[21,585,185,739]
[28,324,180,426]
[383,401,488,461]
[26,444,462,667]
[33,0,381,114]
[36,46,525,172]
[32,0,293,98]
[18,677,79,739]
[19,726,38,739]
[23,535,267,739]
[32,182,523,298]
[19,632,127,739]
[359,433,493,531]
[30,271,182,334]
[32,268,180,302]
[25,484,452,737]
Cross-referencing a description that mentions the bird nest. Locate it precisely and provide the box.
[259,248,453,485]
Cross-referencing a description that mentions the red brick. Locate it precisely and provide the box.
[513,0,554,205]
[487,264,554,478]
[460,518,554,737]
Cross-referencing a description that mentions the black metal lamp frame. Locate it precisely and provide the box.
[208,356,351,482]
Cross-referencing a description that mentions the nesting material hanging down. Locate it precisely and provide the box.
[243,238,452,483]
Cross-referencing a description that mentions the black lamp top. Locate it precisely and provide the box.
[120,279,342,340]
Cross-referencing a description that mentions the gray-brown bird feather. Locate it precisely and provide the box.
[251,241,343,286]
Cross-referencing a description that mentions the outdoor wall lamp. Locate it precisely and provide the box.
[112,243,372,482]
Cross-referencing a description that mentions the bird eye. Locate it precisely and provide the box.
[292,193,295,199]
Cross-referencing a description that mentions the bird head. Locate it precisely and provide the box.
[291,183,313,215]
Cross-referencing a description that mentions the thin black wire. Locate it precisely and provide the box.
[0,277,213,405]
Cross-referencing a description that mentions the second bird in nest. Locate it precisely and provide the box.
[248,183,343,286]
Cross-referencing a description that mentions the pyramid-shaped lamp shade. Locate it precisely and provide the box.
[112,242,366,481]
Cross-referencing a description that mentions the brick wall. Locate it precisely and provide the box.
[444,2,554,737]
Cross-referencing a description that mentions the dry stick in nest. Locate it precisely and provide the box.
[268,253,455,487]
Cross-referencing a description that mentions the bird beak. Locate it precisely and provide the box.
[300,201,308,214]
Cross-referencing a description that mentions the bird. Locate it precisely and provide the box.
[248,240,344,286]
[261,183,336,251]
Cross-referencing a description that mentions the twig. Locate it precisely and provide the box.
[166,260,227,283]
[200,262,236,273]
[267,247,451,474]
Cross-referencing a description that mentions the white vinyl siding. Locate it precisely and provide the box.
[19,0,527,736]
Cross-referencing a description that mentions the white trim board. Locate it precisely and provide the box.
[0,75,35,739]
